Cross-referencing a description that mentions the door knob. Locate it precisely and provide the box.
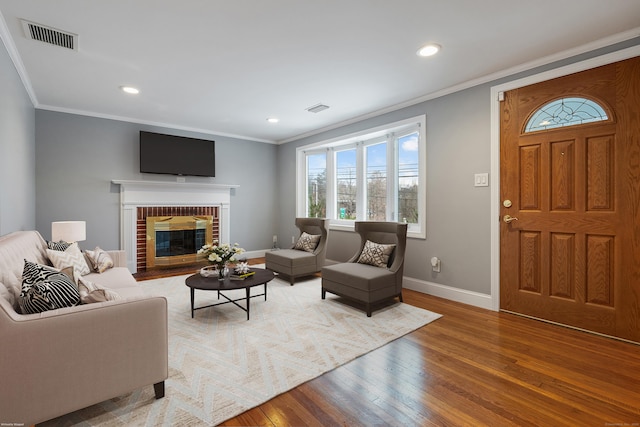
[503,214,518,223]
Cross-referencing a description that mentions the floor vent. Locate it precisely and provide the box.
[21,19,78,51]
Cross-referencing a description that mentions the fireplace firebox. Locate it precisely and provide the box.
[146,216,214,269]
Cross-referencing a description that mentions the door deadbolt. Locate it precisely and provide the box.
[503,199,512,208]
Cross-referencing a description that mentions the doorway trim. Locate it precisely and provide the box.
[489,45,640,311]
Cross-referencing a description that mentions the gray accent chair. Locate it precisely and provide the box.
[265,218,329,285]
[321,221,408,317]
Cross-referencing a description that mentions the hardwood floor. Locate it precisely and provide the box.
[141,260,640,426]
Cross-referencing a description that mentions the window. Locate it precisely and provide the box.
[524,97,608,133]
[306,153,326,218]
[297,116,426,238]
[397,131,420,224]
[365,141,387,220]
[336,148,357,219]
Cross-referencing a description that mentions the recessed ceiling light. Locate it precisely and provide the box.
[267,117,279,123]
[416,43,441,57]
[120,86,139,94]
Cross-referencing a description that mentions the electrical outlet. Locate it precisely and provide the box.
[430,256,441,273]
[272,235,277,243]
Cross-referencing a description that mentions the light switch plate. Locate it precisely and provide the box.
[474,173,489,187]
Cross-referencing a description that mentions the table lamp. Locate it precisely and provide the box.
[51,221,86,243]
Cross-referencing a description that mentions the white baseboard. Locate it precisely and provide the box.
[244,249,269,260]
[403,277,494,310]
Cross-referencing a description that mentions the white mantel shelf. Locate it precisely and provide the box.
[112,179,238,272]
[111,179,239,192]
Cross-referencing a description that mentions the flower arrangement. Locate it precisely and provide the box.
[197,240,245,271]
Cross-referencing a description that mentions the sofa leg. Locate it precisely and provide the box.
[154,381,165,399]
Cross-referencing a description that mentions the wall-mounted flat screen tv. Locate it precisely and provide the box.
[139,131,215,177]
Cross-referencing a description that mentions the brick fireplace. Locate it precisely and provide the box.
[137,206,219,271]
[112,180,237,273]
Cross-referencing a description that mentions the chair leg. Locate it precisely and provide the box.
[398,291,403,302]
[154,381,165,399]
[321,288,326,299]
[366,304,372,317]
[290,276,295,286]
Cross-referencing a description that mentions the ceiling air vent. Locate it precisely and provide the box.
[21,19,78,51]
[306,103,330,114]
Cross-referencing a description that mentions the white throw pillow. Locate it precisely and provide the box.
[77,276,121,304]
[46,242,91,276]
[85,246,114,273]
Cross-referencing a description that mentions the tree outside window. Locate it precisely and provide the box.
[336,149,357,219]
[366,142,387,220]
[307,153,326,218]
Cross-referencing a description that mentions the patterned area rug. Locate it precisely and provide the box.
[43,270,441,426]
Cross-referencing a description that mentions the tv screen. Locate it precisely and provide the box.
[139,131,215,177]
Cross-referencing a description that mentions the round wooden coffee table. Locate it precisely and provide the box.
[185,268,275,320]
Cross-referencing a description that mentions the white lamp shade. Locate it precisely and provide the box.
[51,221,86,243]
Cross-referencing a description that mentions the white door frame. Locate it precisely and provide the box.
[489,45,640,311]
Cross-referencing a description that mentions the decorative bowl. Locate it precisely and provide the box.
[199,265,218,278]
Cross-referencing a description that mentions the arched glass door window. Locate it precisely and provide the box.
[524,97,608,133]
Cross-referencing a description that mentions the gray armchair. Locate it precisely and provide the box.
[265,218,329,285]
[321,221,407,316]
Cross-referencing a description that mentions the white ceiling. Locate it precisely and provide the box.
[1,1,639,143]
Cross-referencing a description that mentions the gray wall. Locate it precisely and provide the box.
[277,37,640,296]
[35,111,278,251]
[0,38,35,235]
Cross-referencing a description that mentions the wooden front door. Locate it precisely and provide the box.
[499,57,640,342]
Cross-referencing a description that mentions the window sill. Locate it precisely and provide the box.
[328,220,425,239]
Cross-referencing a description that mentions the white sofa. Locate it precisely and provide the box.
[0,230,168,425]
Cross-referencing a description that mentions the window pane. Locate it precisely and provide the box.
[366,142,387,220]
[398,132,419,224]
[306,153,326,218]
[336,149,357,219]
[524,97,608,132]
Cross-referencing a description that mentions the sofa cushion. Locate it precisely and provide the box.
[46,242,91,276]
[322,262,395,292]
[357,240,395,268]
[85,246,115,273]
[18,261,81,314]
[83,266,138,290]
[266,249,317,267]
[293,232,321,253]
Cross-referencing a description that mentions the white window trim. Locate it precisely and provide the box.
[296,115,426,239]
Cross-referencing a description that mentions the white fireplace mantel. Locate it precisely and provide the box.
[112,179,239,272]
